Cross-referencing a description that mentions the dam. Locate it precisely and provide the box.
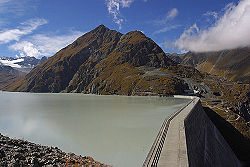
[144,96,242,167]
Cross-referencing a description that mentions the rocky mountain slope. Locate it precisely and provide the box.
[0,65,25,90]
[6,25,202,95]
[167,49,250,139]
[0,56,47,90]
[167,48,250,83]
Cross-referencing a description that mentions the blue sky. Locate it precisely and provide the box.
[0,0,249,58]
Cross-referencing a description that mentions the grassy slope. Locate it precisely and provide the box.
[170,48,250,83]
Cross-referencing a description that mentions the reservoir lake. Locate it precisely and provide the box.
[0,92,190,166]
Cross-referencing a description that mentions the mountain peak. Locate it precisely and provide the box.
[93,24,110,32]
[125,30,146,38]
[118,30,148,45]
[96,24,107,28]
[6,25,184,94]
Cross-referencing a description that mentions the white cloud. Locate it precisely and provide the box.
[107,0,147,29]
[175,0,250,52]
[204,11,218,19]
[152,25,181,35]
[119,0,134,7]
[166,8,178,20]
[0,58,24,68]
[0,18,47,44]
[107,0,123,29]
[9,41,40,58]
[163,41,175,51]
[31,31,83,57]
[9,31,83,58]
[154,8,179,25]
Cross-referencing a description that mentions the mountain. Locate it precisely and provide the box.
[0,56,47,73]
[168,49,250,138]
[0,65,25,89]
[167,48,250,83]
[5,25,202,95]
[0,56,47,89]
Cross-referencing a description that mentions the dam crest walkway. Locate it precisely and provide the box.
[143,96,241,167]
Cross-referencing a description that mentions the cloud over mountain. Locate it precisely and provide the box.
[106,0,134,29]
[106,0,147,29]
[175,0,250,52]
[9,31,83,58]
[0,18,47,44]
[152,25,181,35]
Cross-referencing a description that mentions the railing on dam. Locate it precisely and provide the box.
[143,95,242,167]
[143,97,194,167]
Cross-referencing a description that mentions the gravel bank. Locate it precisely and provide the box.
[0,133,108,167]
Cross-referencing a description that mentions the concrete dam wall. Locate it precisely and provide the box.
[144,97,243,167]
[184,99,242,167]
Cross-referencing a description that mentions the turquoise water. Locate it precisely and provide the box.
[0,92,190,166]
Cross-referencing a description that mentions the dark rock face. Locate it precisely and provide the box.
[0,133,107,167]
[233,92,250,121]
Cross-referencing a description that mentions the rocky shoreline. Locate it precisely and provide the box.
[0,133,108,167]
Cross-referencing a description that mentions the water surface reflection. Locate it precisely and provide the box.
[0,92,190,166]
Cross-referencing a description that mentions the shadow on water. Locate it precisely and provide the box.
[203,107,250,166]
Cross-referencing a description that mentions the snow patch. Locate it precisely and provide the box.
[0,58,24,68]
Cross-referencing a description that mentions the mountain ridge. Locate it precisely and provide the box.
[167,48,250,83]
[6,25,202,95]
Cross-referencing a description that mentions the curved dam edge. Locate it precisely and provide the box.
[143,96,243,167]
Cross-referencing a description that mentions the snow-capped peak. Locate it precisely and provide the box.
[0,58,24,68]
